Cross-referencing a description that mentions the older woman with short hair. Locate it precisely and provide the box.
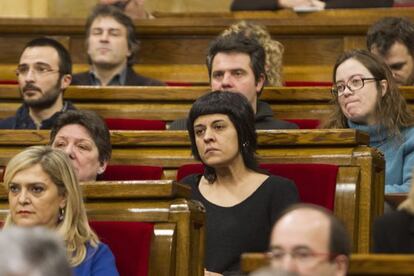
[50,110,111,182]
[3,146,119,275]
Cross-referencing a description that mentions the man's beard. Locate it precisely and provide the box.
[20,81,62,110]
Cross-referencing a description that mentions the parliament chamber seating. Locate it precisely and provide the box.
[0,85,414,126]
[0,8,412,72]
[240,252,414,275]
[90,221,154,276]
[0,181,205,276]
[0,129,384,253]
[177,163,337,210]
[105,118,166,130]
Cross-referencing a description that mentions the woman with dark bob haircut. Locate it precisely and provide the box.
[183,91,298,275]
[322,49,414,193]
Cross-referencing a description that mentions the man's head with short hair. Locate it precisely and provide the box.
[269,204,350,276]
[367,17,414,85]
[206,32,266,113]
[0,226,71,276]
[85,4,138,68]
[17,37,72,110]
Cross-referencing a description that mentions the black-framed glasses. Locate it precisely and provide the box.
[332,76,378,97]
[15,64,59,77]
[267,248,333,266]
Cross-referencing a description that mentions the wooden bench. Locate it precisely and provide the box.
[1,85,414,122]
[0,180,205,276]
[0,129,384,252]
[0,63,332,84]
[0,8,413,67]
[241,253,414,275]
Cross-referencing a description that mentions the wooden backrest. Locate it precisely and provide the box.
[0,85,413,122]
[0,8,413,67]
[177,163,338,210]
[0,181,205,276]
[0,129,383,253]
[241,253,414,275]
[0,63,332,84]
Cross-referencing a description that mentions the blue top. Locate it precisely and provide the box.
[348,120,414,193]
[73,243,119,276]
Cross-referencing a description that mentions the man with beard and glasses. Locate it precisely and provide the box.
[71,5,163,86]
[0,37,75,129]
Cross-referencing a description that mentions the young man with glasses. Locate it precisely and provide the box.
[0,38,75,129]
[268,204,350,276]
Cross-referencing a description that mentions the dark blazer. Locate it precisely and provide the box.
[71,67,164,86]
[373,210,414,253]
[230,0,393,10]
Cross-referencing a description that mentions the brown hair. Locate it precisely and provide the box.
[221,21,284,86]
[321,49,414,138]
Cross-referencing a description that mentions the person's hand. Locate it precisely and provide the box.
[278,0,325,8]
[204,269,223,276]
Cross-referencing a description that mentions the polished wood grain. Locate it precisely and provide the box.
[0,85,412,122]
[0,8,412,65]
[0,63,332,83]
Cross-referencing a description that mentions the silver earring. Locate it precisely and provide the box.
[58,207,65,222]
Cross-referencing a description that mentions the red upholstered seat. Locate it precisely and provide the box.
[90,221,153,276]
[285,119,320,129]
[101,165,163,181]
[0,166,4,182]
[177,163,338,210]
[284,81,332,87]
[105,118,166,130]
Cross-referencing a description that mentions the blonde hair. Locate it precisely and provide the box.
[221,21,284,86]
[3,146,99,267]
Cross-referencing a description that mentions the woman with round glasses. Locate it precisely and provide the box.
[323,49,414,193]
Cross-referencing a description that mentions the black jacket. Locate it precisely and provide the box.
[373,210,414,253]
[230,0,393,10]
[71,67,164,86]
[168,100,298,130]
[0,101,76,129]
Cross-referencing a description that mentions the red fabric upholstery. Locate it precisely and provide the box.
[105,118,166,130]
[177,163,204,181]
[101,165,163,181]
[285,119,320,129]
[284,81,332,87]
[177,163,338,210]
[165,81,194,86]
[260,163,338,210]
[90,221,153,276]
[0,166,4,182]
[0,80,18,84]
